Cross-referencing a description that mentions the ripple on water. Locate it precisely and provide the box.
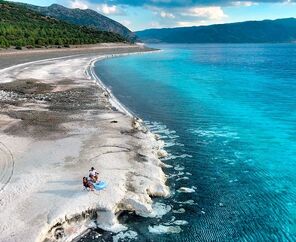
[148,225,182,235]
[92,44,296,241]
[112,230,137,242]
[177,187,196,193]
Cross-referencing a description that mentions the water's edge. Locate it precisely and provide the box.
[91,44,296,241]
[63,50,171,241]
[87,50,162,118]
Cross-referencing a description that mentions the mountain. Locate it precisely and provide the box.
[0,1,125,48]
[24,3,137,42]
[136,18,296,43]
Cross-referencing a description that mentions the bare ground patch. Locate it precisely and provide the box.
[0,79,108,139]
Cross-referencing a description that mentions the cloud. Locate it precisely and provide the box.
[70,0,88,9]
[147,5,227,28]
[182,6,227,20]
[85,0,294,8]
[68,0,126,15]
[160,10,175,18]
[67,0,291,30]
[282,0,296,4]
[149,21,161,28]
[97,4,120,14]
[231,1,258,6]
[120,19,132,26]
[176,20,208,27]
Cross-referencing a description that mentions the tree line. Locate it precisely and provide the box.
[0,1,126,48]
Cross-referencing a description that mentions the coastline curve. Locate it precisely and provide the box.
[0,47,169,242]
[86,50,162,118]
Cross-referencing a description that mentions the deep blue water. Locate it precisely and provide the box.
[85,44,296,241]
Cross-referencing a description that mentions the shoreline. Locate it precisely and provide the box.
[0,45,169,242]
[87,50,162,118]
[0,43,143,56]
[0,43,157,70]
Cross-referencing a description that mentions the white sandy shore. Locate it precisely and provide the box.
[0,49,169,241]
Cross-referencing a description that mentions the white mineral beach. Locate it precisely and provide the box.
[0,46,169,241]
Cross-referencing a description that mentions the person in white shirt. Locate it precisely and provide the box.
[89,167,99,182]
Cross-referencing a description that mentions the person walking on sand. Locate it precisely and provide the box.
[89,167,99,182]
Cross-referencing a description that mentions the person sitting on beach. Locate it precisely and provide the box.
[83,177,94,191]
[89,167,99,183]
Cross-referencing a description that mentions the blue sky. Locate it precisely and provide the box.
[11,0,296,31]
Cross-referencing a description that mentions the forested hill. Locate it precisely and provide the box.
[136,18,296,43]
[0,1,126,48]
[24,3,137,42]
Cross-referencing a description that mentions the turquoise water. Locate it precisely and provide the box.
[84,44,296,241]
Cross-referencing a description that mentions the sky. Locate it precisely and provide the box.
[10,0,296,31]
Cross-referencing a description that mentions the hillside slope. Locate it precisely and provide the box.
[0,1,125,48]
[136,18,296,43]
[25,3,137,42]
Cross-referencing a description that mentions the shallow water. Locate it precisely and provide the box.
[81,44,296,241]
